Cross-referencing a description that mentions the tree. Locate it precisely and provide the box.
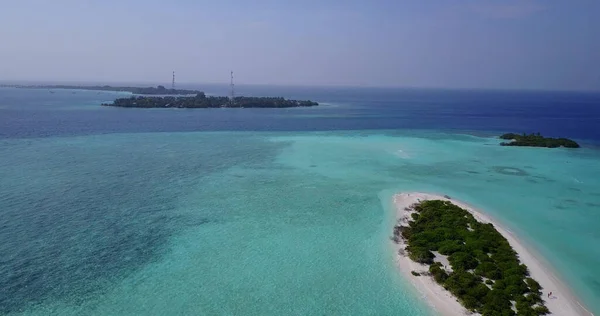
[407,246,435,264]
[437,240,463,255]
[533,305,550,315]
[429,262,449,283]
[525,277,541,293]
[475,262,502,280]
[449,252,478,270]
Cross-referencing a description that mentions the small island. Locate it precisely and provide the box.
[102,94,319,108]
[0,84,200,95]
[394,198,549,315]
[500,133,580,148]
[391,193,591,316]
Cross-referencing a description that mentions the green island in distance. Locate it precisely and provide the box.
[102,93,319,109]
[500,133,580,148]
[0,84,319,108]
[393,200,550,316]
[1,84,201,95]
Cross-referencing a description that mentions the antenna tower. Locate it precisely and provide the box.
[230,71,235,103]
[172,71,175,90]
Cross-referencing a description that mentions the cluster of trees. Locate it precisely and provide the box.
[395,200,550,316]
[18,85,202,95]
[103,94,319,108]
[500,133,580,148]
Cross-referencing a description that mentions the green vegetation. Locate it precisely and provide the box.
[500,133,580,148]
[393,200,549,316]
[411,271,421,276]
[103,94,319,108]
[2,84,200,95]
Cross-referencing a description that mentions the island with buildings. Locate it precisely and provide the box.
[1,82,319,108]
[500,133,580,148]
[102,94,319,108]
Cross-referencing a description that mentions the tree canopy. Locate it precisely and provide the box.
[395,200,550,316]
[500,133,579,148]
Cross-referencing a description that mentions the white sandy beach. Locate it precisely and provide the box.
[392,192,593,316]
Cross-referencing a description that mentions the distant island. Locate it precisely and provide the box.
[499,133,580,148]
[0,84,200,95]
[1,83,319,108]
[102,94,319,108]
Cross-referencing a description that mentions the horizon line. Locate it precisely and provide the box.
[1,79,599,94]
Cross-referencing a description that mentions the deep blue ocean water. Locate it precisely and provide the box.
[2,85,600,142]
[1,85,599,315]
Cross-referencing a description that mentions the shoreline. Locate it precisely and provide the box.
[391,192,593,316]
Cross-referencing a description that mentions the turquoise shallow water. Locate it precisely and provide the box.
[1,130,599,315]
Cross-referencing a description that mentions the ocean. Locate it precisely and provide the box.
[1,85,599,315]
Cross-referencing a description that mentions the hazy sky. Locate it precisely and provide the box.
[1,0,599,90]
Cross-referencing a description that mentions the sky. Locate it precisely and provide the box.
[0,0,599,91]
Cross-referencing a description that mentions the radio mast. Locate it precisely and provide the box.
[230,71,235,101]
[172,71,175,90]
